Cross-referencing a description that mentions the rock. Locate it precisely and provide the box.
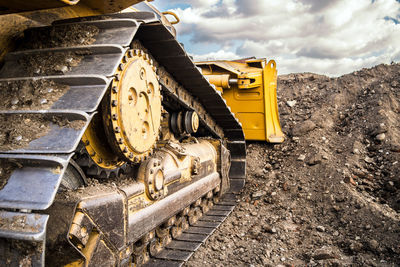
[264,163,272,170]
[349,241,363,252]
[263,226,277,234]
[254,167,264,177]
[390,143,400,152]
[14,135,22,142]
[364,156,374,163]
[313,247,337,260]
[40,98,48,105]
[291,120,316,136]
[286,100,297,107]
[368,239,379,250]
[252,191,266,199]
[306,154,322,166]
[376,133,385,141]
[370,123,387,136]
[333,231,339,236]
[297,154,306,161]
[11,98,19,105]
[344,176,357,186]
[353,148,360,154]
[316,225,325,232]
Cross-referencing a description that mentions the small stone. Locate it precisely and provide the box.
[252,191,266,199]
[364,156,374,163]
[376,133,385,141]
[333,231,339,236]
[353,148,360,154]
[271,192,277,196]
[286,100,297,107]
[368,239,379,250]
[297,154,306,161]
[47,87,54,93]
[40,99,48,105]
[14,135,23,142]
[343,176,357,186]
[349,241,363,252]
[263,226,277,234]
[306,154,322,166]
[11,98,19,105]
[316,225,325,232]
[313,247,336,260]
[264,163,272,170]
[280,257,286,262]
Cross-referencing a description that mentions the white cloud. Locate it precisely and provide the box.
[155,0,400,76]
[192,49,241,62]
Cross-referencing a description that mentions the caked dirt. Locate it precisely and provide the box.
[0,79,69,110]
[0,114,85,151]
[187,63,400,266]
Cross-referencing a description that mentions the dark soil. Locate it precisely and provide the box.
[187,63,400,266]
[0,79,69,110]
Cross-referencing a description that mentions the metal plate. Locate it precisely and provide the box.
[142,259,183,267]
[0,211,49,241]
[165,240,202,252]
[0,76,110,113]
[174,233,208,243]
[53,11,158,25]
[184,227,215,235]
[0,45,125,79]
[199,215,226,223]
[213,205,235,212]
[0,154,71,210]
[154,249,193,262]
[0,110,92,154]
[193,221,221,229]
[206,210,231,216]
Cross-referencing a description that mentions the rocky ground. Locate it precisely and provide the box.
[187,63,400,266]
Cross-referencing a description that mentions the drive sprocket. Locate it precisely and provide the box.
[103,49,162,163]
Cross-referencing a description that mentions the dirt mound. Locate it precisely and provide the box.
[187,63,400,266]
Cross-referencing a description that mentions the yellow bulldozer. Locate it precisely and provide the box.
[0,1,282,266]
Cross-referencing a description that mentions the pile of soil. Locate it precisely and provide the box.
[188,63,400,266]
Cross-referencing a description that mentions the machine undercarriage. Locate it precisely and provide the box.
[0,8,246,267]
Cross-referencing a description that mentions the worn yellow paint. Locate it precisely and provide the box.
[197,59,284,142]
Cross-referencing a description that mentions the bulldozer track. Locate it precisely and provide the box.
[0,11,245,266]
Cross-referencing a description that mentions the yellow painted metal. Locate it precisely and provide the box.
[107,49,161,163]
[162,11,180,25]
[197,59,284,142]
[82,120,125,169]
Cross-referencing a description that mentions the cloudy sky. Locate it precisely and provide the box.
[152,0,400,76]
